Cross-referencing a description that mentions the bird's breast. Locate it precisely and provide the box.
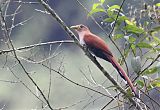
[78,32,86,45]
[79,37,86,45]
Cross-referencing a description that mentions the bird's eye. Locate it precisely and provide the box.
[80,25,84,28]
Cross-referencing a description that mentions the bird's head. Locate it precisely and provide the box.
[70,24,90,34]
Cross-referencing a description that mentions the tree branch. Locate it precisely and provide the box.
[0,40,74,55]
[37,0,142,109]
[133,53,160,82]
[0,6,54,110]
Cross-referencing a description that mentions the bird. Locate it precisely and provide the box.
[70,24,137,96]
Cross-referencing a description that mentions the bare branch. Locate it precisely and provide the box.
[0,40,74,55]
[17,55,113,99]
[8,67,45,104]
[133,53,160,82]
[0,6,54,110]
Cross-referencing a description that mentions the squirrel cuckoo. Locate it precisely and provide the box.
[70,24,137,96]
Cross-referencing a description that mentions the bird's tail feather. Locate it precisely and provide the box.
[110,57,137,97]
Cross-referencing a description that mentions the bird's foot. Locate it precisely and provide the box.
[82,44,88,51]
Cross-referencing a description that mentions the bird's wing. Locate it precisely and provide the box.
[83,33,113,57]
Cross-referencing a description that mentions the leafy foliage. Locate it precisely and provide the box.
[136,80,144,88]
[143,67,158,75]
[89,1,160,93]
[136,42,152,49]
[123,25,144,34]
[155,3,160,6]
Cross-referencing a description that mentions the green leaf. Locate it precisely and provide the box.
[103,18,114,22]
[100,0,105,4]
[143,67,158,75]
[155,48,160,51]
[131,44,136,54]
[107,11,116,17]
[146,57,154,60]
[128,36,136,43]
[113,34,123,40]
[113,16,129,25]
[136,80,144,88]
[155,3,160,7]
[107,5,121,17]
[151,81,160,87]
[118,16,128,23]
[108,5,121,11]
[137,42,152,48]
[125,20,135,25]
[153,36,160,44]
[150,41,158,47]
[92,3,101,10]
[124,25,144,34]
[88,8,105,16]
[131,44,136,49]
[147,84,153,90]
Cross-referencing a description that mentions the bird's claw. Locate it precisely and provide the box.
[82,44,88,51]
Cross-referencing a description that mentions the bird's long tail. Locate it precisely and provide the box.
[110,57,137,96]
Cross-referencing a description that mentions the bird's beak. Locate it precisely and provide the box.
[70,25,79,30]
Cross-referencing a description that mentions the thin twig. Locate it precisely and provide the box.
[133,53,160,82]
[54,99,87,110]
[0,40,74,55]
[43,65,113,99]
[0,79,19,83]
[8,67,45,104]
[10,55,113,99]
[8,1,39,4]
[0,7,54,110]
[47,44,52,100]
